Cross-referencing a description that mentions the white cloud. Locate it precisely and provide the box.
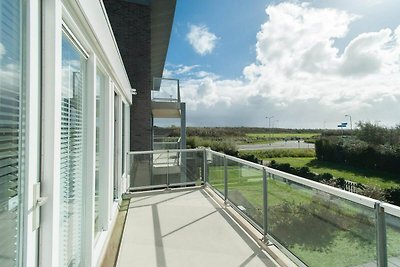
[0,42,5,61]
[172,3,400,127]
[186,24,219,55]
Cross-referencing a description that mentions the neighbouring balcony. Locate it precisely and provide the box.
[151,78,182,119]
[153,137,181,150]
[120,149,400,267]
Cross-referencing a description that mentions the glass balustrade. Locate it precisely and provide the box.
[126,148,400,267]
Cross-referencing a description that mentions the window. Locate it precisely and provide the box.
[113,92,119,199]
[0,1,24,266]
[122,102,125,173]
[60,31,87,266]
[94,68,105,237]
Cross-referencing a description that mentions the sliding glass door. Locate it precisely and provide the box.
[0,1,24,266]
[60,32,86,267]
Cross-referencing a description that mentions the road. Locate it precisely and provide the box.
[238,140,315,151]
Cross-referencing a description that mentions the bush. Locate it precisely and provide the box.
[360,187,387,202]
[385,187,400,205]
[315,136,400,175]
[237,153,260,164]
[186,136,238,156]
[241,149,315,159]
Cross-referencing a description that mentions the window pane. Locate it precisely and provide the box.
[122,103,125,173]
[60,32,86,267]
[0,1,23,266]
[94,69,105,237]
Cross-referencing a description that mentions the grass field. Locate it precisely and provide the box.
[207,164,400,266]
[246,133,319,139]
[266,157,400,188]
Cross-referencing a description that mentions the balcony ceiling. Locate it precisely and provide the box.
[123,0,176,81]
[152,102,181,118]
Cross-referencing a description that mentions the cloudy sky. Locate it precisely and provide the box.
[164,0,400,129]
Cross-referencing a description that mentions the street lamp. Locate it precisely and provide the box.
[345,114,352,131]
[266,116,274,141]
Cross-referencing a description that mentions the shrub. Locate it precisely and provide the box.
[186,136,238,156]
[385,187,400,206]
[241,149,315,159]
[315,136,400,175]
[237,153,260,164]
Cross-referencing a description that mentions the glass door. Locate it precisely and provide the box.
[113,93,120,199]
[0,1,24,266]
[59,31,87,267]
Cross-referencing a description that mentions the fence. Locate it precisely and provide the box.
[126,148,400,267]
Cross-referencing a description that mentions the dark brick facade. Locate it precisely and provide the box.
[103,0,152,151]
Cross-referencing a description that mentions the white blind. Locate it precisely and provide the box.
[60,33,86,267]
[0,1,22,267]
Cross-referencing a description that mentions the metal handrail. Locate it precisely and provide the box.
[126,147,400,267]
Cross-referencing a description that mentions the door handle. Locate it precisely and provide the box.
[33,182,47,231]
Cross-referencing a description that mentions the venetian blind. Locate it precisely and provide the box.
[0,1,22,267]
[60,33,86,267]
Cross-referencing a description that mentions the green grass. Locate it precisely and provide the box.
[266,157,400,188]
[246,133,319,139]
[207,165,400,266]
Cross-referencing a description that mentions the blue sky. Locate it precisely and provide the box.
[166,0,267,79]
[164,0,400,128]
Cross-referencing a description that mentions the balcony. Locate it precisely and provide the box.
[151,78,182,118]
[116,149,400,267]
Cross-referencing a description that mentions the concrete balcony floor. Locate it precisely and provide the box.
[116,188,281,267]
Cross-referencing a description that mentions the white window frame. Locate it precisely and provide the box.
[40,1,133,266]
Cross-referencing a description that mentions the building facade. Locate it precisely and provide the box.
[0,0,174,266]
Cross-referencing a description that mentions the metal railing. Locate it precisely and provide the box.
[125,148,400,267]
[153,137,181,150]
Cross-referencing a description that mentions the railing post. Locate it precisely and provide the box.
[166,150,170,190]
[203,149,208,184]
[224,155,228,203]
[375,202,387,267]
[263,169,268,242]
[125,152,130,191]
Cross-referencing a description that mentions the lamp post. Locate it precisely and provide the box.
[266,116,274,141]
[273,120,279,129]
[345,114,352,131]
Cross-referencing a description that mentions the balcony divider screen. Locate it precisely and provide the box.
[0,1,23,266]
[60,32,86,267]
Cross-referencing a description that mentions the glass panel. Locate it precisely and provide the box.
[386,213,400,266]
[94,69,105,237]
[226,159,264,227]
[0,1,23,266]
[169,151,204,186]
[267,174,376,266]
[60,33,86,267]
[152,78,179,102]
[207,153,225,196]
[128,153,168,189]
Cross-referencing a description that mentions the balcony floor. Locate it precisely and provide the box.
[117,188,278,267]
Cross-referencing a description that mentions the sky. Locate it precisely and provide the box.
[164,0,400,129]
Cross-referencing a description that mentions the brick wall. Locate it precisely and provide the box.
[103,0,152,151]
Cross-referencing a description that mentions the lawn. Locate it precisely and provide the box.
[266,157,400,189]
[206,165,400,266]
[246,133,319,139]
